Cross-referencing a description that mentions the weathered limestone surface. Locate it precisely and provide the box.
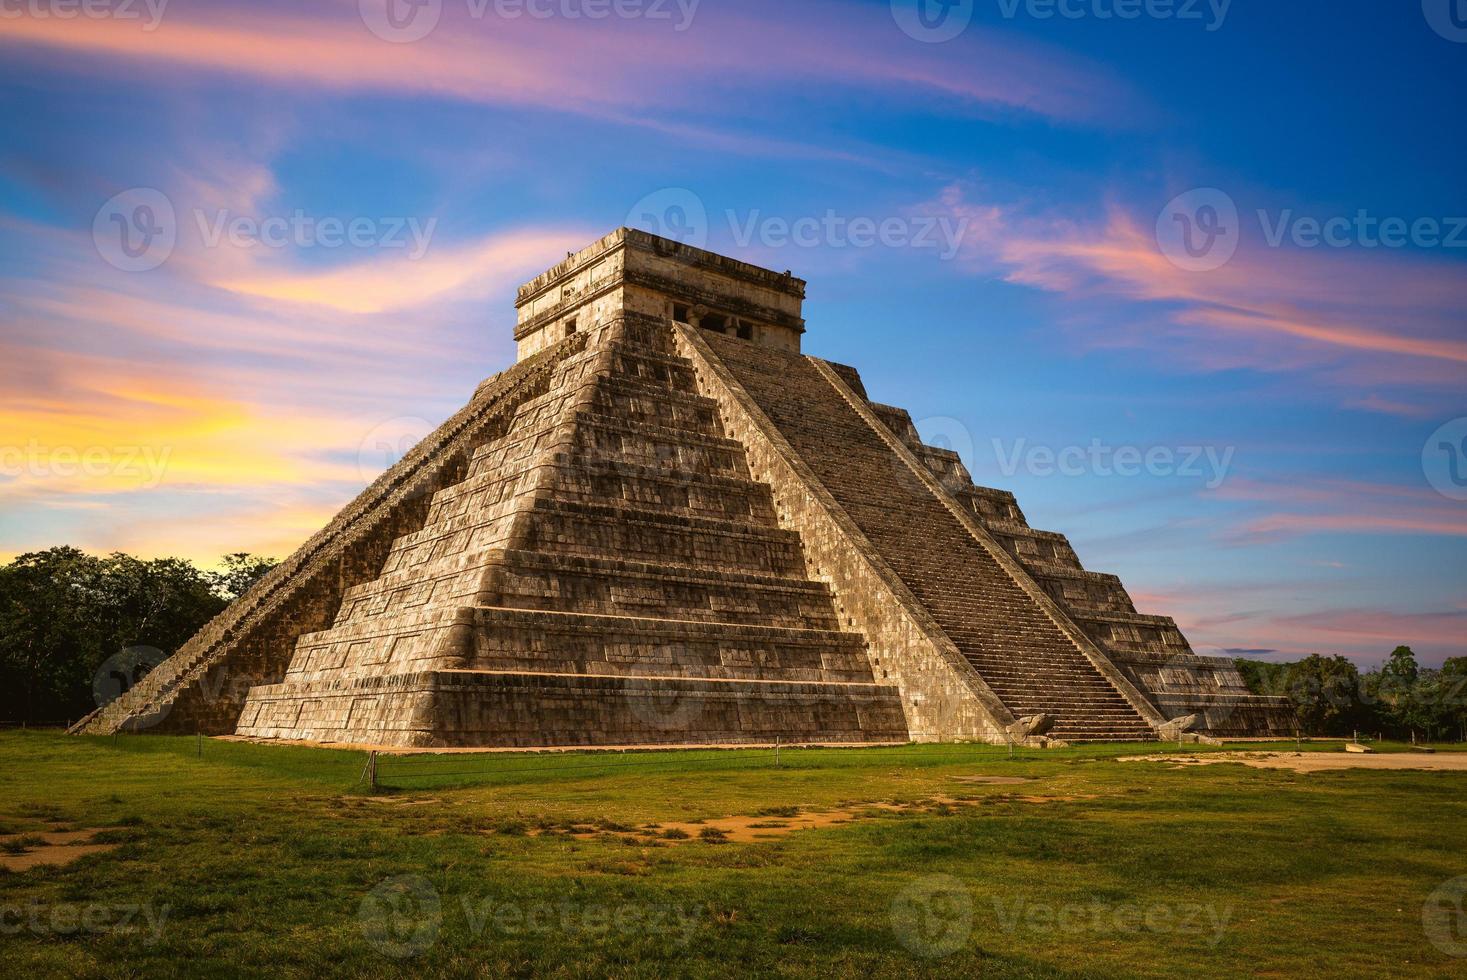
[690,331,1162,743]
[864,405,1295,737]
[234,311,908,747]
[71,345,576,737]
[77,228,1292,745]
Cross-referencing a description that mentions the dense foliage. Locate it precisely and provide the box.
[0,547,276,724]
[1236,649,1467,741]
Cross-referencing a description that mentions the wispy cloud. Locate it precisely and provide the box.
[1213,476,1467,543]
[930,184,1467,410]
[213,225,593,313]
[0,0,1143,142]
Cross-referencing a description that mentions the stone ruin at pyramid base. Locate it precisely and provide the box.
[74,229,1296,748]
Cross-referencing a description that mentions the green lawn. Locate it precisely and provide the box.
[1,731,1465,978]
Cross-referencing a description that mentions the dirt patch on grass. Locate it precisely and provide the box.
[954,775,1034,786]
[0,828,119,871]
[532,789,1089,845]
[1122,751,1467,774]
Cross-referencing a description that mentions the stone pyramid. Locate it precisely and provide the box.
[75,229,1294,747]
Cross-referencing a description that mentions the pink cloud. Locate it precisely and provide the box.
[0,0,1142,140]
[931,185,1467,407]
[1211,476,1467,543]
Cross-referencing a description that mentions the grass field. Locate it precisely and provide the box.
[1,732,1465,978]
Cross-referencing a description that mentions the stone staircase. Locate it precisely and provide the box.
[701,332,1156,743]
[867,403,1295,738]
[234,318,907,747]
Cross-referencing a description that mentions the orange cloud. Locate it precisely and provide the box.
[213,226,593,314]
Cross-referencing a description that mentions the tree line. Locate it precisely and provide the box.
[0,547,276,725]
[3,545,1462,741]
[1235,647,1467,742]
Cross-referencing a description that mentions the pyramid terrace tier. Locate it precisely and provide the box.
[481,550,846,629]
[236,669,908,748]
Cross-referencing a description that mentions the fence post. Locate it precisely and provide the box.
[774,736,781,768]
[360,750,378,790]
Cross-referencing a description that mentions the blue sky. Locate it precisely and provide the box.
[1,0,1464,665]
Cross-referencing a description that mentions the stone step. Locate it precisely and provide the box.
[563,412,749,477]
[534,454,777,524]
[463,605,874,683]
[600,343,700,392]
[583,374,723,433]
[520,497,808,574]
[236,668,909,748]
[484,549,842,629]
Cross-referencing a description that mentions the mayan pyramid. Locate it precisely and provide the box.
[74,229,1295,747]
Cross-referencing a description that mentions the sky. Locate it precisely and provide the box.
[1,0,1464,668]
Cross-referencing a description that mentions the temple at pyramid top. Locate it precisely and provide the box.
[515,228,808,360]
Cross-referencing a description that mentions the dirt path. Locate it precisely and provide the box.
[1122,751,1467,774]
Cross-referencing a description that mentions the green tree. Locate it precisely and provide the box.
[1442,658,1467,742]
[1235,654,1370,737]
[207,552,278,603]
[0,549,276,724]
